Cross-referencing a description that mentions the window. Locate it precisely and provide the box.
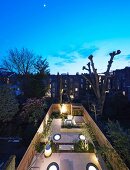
[99,76,101,83]
[123,91,125,96]
[52,82,55,87]
[75,88,78,91]
[52,93,55,97]
[52,88,55,92]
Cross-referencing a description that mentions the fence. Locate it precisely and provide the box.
[17,105,54,170]
[82,106,129,170]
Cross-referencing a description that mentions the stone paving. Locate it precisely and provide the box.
[51,118,84,143]
[30,118,108,170]
[31,153,102,170]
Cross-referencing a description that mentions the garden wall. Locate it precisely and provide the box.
[82,106,129,170]
[17,105,53,170]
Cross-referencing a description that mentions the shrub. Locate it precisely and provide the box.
[35,142,45,153]
[72,109,83,116]
[50,111,61,119]
[74,140,94,152]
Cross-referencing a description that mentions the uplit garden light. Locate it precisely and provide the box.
[47,162,59,170]
[79,134,86,140]
[79,134,89,150]
[86,163,99,170]
[44,144,52,157]
[53,134,61,141]
[61,104,67,114]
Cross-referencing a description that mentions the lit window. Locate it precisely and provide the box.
[99,76,101,83]
[75,88,78,91]
[123,91,125,96]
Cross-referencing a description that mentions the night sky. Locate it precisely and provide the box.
[0,0,130,74]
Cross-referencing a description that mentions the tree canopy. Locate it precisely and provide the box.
[20,98,47,124]
[2,48,50,75]
[107,120,130,166]
[34,56,50,75]
[2,48,50,98]
[3,48,36,74]
[0,85,19,122]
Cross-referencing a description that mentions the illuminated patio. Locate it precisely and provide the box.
[30,153,102,170]
[51,118,83,143]
[29,116,106,170]
[17,104,127,170]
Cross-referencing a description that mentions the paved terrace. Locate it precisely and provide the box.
[29,117,107,170]
[30,153,102,170]
[51,118,83,143]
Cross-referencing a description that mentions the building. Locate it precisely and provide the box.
[111,67,130,100]
[48,67,130,103]
[49,73,92,103]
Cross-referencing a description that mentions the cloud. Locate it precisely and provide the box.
[114,54,130,61]
[126,54,130,60]
[50,44,99,69]
[48,39,130,74]
[77,46,99,58]
[52,45,99,66]
[54,62,65,67]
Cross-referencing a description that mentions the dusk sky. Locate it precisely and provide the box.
[0,0,130,74]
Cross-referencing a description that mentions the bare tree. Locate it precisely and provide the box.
[3,48,36,75]
[82,50,121,115]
